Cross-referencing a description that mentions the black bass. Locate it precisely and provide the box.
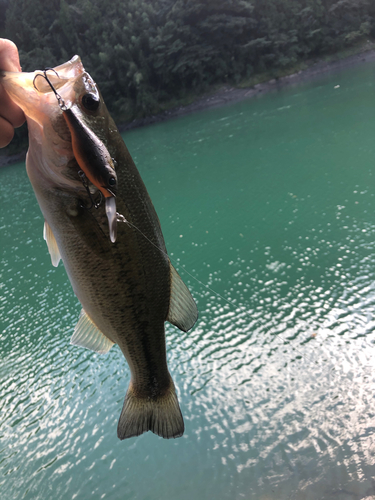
[1,56,198,439]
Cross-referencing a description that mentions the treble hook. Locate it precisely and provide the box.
[33,68,67,110]
[78,170,103,210]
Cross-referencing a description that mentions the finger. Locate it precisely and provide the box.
[0,84,25,127]
[0,39,22,72]
[0,115,15,148]
[0,39,25,130]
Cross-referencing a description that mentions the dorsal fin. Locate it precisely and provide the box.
[71,309,115,354]
[43,221,61,267]
[167,265,198,332]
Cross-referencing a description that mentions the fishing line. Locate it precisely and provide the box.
[117,214,235,307]
[37,71,305,359]
[117,213,305,358]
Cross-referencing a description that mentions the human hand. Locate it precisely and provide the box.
[0,39,25,148]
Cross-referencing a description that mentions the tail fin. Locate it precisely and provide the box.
[117,379,184,440]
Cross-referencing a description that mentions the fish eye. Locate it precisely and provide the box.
[82,93,100,111]
[108,176,116,186]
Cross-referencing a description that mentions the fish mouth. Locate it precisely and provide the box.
[1,56,84,120]
[1,70,42,115]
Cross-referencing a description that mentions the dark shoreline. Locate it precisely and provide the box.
[2,47,375,167]
[119,47,375,131]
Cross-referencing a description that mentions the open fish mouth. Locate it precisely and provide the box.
[0,56,84,118]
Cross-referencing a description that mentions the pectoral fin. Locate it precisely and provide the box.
[43,221,61,267]
[167,265,198,332]
[71,309,115,354]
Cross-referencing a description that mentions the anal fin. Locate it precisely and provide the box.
[167,265,198,332]
[43,221,61,267]
[71,309,115,354]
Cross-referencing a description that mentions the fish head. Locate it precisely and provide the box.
[1,56,114,189]
[2,56,119,242]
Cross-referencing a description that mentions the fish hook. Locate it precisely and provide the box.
[78,170,103,210]
[33,68,67,110]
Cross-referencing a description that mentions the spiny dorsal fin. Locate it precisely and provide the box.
[71,309,115,354]
[167,265,198,332]
[43,221,61,267]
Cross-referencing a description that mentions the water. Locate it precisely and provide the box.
[1,62,375,500]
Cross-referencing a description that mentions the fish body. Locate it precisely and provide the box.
[1,56,198,439]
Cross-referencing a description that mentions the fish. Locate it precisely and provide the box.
[1,56,198,440]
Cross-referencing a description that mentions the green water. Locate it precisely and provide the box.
[1,62,375,500]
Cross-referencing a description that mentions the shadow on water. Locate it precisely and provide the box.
[1,61,375,499]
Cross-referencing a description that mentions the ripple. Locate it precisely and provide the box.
[3,66,375,499]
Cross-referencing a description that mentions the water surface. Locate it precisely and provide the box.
[1,62,375,499]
